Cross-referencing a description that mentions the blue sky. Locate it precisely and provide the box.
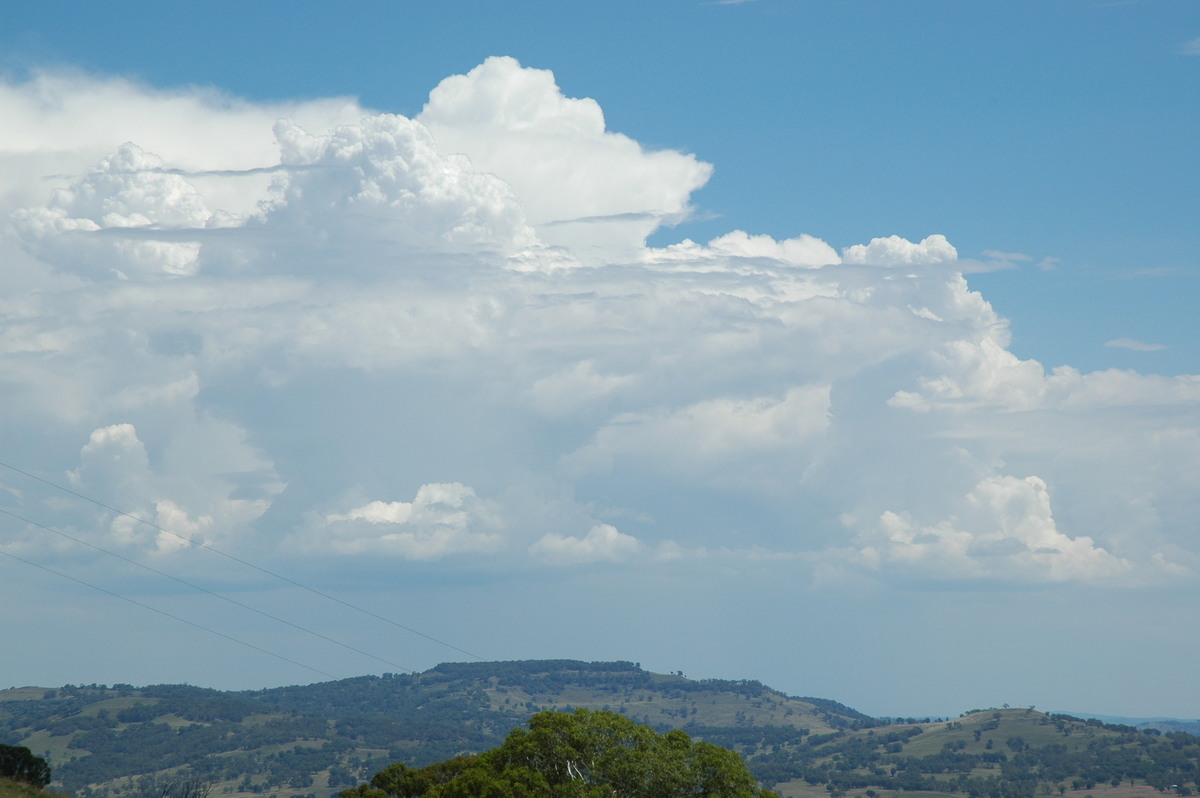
[0,0,1198,720]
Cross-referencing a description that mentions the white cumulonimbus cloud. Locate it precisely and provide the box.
[1,57,1197,591]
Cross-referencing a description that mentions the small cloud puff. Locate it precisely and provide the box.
[846,475,1132,584]
[649,230,839,269]
[529,523,642,564]
[309,483,503,560]
[842,234,957,267]
[1105,338,1166,352]
[69,423,151,500]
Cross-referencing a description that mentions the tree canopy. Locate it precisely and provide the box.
[0,744,51,788]
[343,708,775,797]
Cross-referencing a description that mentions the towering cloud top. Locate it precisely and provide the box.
[419,57,713,261]
[267,113,538,257]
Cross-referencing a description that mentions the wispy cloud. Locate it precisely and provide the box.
[982,250,1032,262]
[1181,37,1200,56]
[959,250,1062,275]
[1105,338,1166,352]
[1123,266,1179,278]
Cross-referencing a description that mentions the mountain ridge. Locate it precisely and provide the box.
[3,660,1200,798]
[0,659,874,798]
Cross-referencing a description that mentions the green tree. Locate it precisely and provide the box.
[341,757,478,798]
[0,744,51,788]
[346,708,774,798]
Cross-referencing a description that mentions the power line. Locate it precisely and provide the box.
[0,459,485,662]
[0,506,419,674]
[0,546,339,681]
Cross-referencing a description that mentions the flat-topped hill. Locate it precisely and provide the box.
[4,664,1198,798]
[0,660,870,798]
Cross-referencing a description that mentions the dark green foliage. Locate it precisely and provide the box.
[685,725,810,749]
[346,709,773,798]
[796,696,879,725]
[0,745,50,788]
[340,757,478,798]
[55,710,335,793]
[136,685,261,723]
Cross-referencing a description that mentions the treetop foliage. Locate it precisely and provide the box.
[0,745,50,789]
[342,708,775,798]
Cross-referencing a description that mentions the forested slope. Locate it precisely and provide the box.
[0,660,865,798]
[3,663,1197,798]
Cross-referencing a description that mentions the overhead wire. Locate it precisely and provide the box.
[0,505,419,674]
[0,546,339,681]
[0,459,486,664]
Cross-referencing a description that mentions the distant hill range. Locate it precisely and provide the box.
[1052,714,1200,737]
[2,660,1198,798]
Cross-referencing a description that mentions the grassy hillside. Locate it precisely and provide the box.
[0,779,53,798]
[4,666,1198,798]
[0,660,869,798]
[761,708,1200,798]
